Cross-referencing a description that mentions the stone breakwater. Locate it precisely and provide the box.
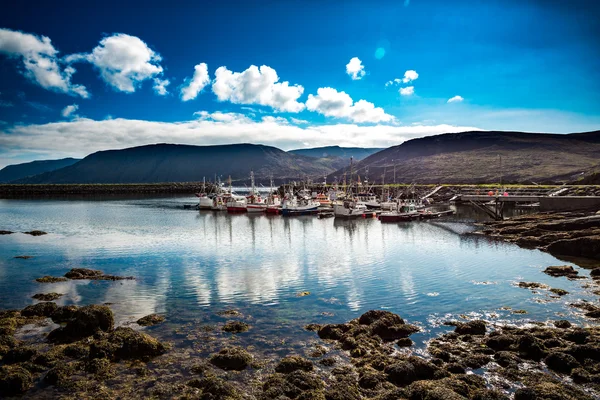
[475,211,600,261]
[0,183,216,198]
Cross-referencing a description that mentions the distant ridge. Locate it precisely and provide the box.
[15,143,341,184]
[328,130,600,184]
[288,146,383,161]
[0,158,80,183]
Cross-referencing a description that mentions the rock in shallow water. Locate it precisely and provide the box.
[32,292,63,301]
[0,365,32,395]
[543,265,578,277]
[89,327,167,361]
[275,355,313,373]
[136,313,165,326]
[209,346,252,371]
[48,305,114,342]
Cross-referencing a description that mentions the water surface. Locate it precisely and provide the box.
[0,197,596,350]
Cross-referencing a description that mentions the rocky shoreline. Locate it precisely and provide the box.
[474,211,600,262]
[3,297,600,399]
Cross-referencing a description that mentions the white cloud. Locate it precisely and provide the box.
[400,86,414,96]
[402,70,419,83]
[346,57,365,80]
[193,110,252,123]
[212,65,305,112]
[306,87,394,123]
[447,95,464,103]
[180,63,210,101]
[385,78,402,87]
[290,118,309,125]
[66,33,164,93]
[61,104,78,118]
[262,116,289,124]
[0,28,89,98]
[153,78,170,96]
[0,115,481,165]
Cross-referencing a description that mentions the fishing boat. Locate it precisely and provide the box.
[264,176,281,214]
[315,193,332,207]
[356,192,380,209]
[211,194,230,211]
[245,171,267,213]
[333,199,368,218]
[226,195,247,213]
[379,204,420,222]
[280,188,319,216]
[195,177,214,210]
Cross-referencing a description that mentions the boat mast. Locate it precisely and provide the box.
[250,170,255,196]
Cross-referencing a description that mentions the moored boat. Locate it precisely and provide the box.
[333,200,368,218]
[226,195,247,213]
[379,204,420,222]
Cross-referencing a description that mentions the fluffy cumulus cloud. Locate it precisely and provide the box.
[400,86,414,96]
[61,104,78,118]
[180,63,210,101]
[385,78,402,87]
[66,33,165,93]
[306,87,394,123]
[153,78,170,96]
[212,65,305,112]
[447,95,464,103]
[0,115,481,165]
[0,28,89,98]
[346,57,365,80]
[402,70,419,83]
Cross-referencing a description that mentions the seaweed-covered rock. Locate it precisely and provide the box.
[554,320,572,329]
[32,292,63,301]
[136,313,165,326]
[359,310,404,326]
[0,230,14,235]
[455,320,486,335]
[21,301,58,317]
[384,356,439,386]
[187,375,242,399]
[222,320,249,333]
[371,319,419,341]
[317,323,352,340]
[64,268,103,279]
[550,288,569,296]
[486,334,516,351]
[590,268,600,278]
[397,337,413,347]
[407,379,466,400]
[0,365,32,395]
[44,361,82,387]
[564,328,590,344]
[3,346,39,364]
[543,265,578,277]
[544,352,580,373]
[51,305,78,323]
[48,305,113,342]
[275,355,313,374]
[35,276,68,283]
[517,334,547,360]
[24,230,47,236]
[90,327,166,361]
[209,346,252,371]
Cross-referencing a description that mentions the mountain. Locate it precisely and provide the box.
[288,146,383,161]
[328,130,600,184]
[15,143,342,184]
[0,158,80,183]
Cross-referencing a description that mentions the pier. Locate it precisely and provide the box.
[455,187,600,219]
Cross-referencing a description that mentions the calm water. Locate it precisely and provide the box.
[0,197,596,350]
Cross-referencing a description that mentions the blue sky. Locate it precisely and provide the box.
[0,0,599,167]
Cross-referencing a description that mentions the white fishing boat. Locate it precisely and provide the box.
[246,171,267,213]
[356,192,380,209]
[280,187,319,216]
[226,195,247,213]
[333,199,368,218]
[195,177,214,210]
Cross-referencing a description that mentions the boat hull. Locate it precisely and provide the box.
[227,206,247,213]
[247,204,267,213]
[266,206,280,214]
[280,206,319,216]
